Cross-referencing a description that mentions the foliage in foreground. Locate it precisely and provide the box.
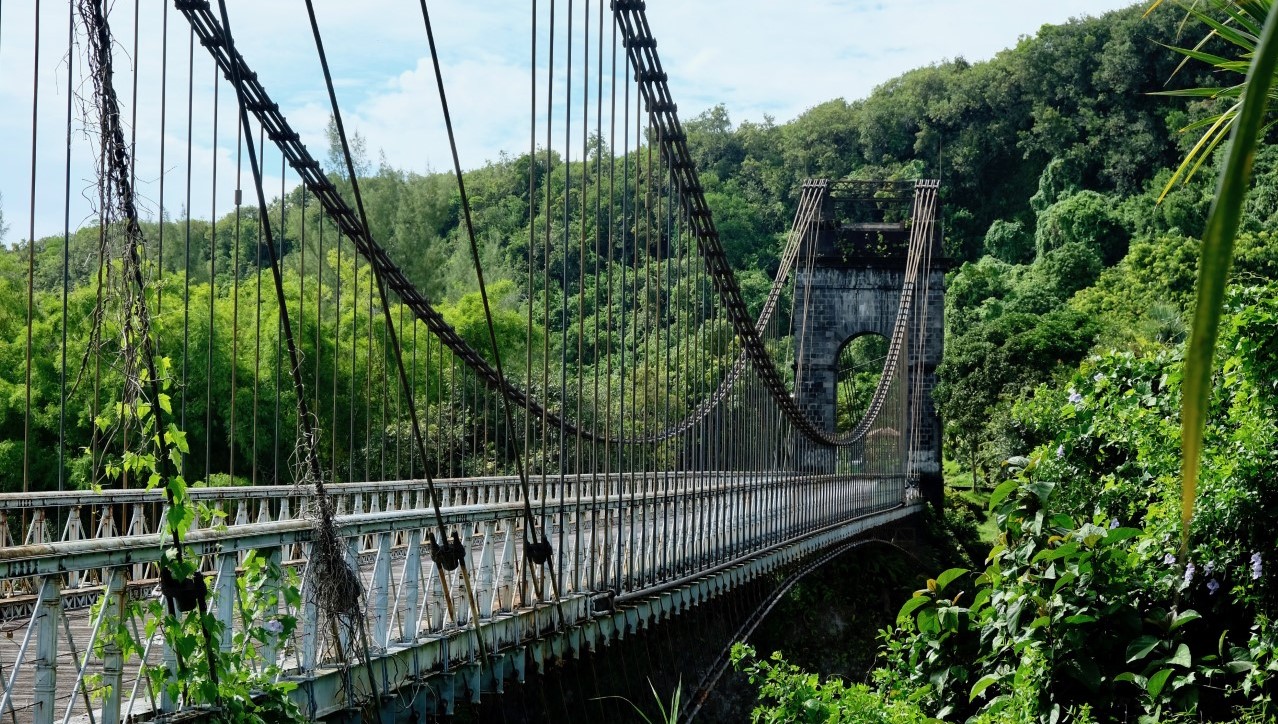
[731,644,931,724]
[878,310,1278,721]
[738,284,1278,722]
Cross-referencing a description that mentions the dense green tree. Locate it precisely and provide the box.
[1033,240,1104,299]
[944,255,1015,332]
[684,104,745,183]
[934,308,1098,482]
[982,219,1033,264]
[1034,190,1129,265]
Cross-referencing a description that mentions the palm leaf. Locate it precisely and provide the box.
[1154,1,1272,196]
[1216,0,1270,34]
[1180,1,1278,552]
[1160,42,1248,69]
[1193,6,1261,49]
[1152,86,1244,98]
[1159,102,1239,201]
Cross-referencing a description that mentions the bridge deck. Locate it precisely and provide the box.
[0,474,912,721]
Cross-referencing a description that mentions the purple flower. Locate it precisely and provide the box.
[1163,553,1177,566]
[1068,390,1083,405]
[1208,579,1220,595]
[1093,372,1106,383]
[1109,519,1120,530]
[1056,445,1065,459]
[1184,562,1196,586]
[1205,561,1215,576]
[1251,552,1263,580]
[264,619,284,635]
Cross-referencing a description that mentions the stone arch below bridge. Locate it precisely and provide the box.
[792,258,945,505]
[833,332,888,436]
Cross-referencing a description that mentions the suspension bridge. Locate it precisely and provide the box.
[0,1,943,721]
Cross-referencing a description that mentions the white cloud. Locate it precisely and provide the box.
[2,0,1141,241]
[651,0,1142,124]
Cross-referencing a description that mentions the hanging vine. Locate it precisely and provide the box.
[77,0,308,719]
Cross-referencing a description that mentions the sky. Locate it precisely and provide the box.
[0,1,1140,243]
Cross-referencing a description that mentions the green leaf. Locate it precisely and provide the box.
[1026,480,1056,506]
[899,593,930,621]
[1103,527,1142,545]
[166,425,189,455]
[988,479,1019,511]
[969,674,999,702]
[1147,668,1174,698]
[971,588,991,611]
[1033,542,1079,563]
[1170,610,1202,632]
[917,606,939,634]
[1052,571,1078,595]
[1115,671,1140,685]
[936,567,968,592]
[1127,635,1161,663]
[1180,2,1278,553]
[1169,643,1192,668]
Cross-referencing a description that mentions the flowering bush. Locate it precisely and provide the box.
[734,284,1278,723]
[866,284,1278,722]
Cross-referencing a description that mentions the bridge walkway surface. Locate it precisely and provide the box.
[0,475,917,721]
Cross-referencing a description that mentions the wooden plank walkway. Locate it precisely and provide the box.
[0,593,164,724]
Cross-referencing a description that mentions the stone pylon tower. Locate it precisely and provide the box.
[791,180,946,507]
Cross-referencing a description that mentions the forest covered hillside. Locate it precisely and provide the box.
[726,2,1278,720]
[0,1,1274,489]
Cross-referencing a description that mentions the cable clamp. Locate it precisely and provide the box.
[429,531,467,572]
[524,537,553,565]
[159,567,208,613]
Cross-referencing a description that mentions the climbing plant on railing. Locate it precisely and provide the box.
[91,380,306,721]
[73,0,310,720]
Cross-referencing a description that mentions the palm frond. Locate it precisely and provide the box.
[1159,102,1239,201]
[1180,2,1278,552]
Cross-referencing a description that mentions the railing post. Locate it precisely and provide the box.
[27,510,49,545]
[33,577,61,724]
[215,553,237,651]
[426,559,445,632]
[402,532,422,642]
[64,506,84,588]
[300,552,319,673]
[127,504,147,580]
[495,519,516,613]
[563,511,578,595]
[101,568,127,724]
[476,522,495,618]
[263,547,282,665]
[371,533,391,651]
[160,626,177,712]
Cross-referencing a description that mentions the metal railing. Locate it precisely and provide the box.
[0,472,909,722]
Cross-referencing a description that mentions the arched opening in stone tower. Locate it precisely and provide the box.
[834,333,888,435]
